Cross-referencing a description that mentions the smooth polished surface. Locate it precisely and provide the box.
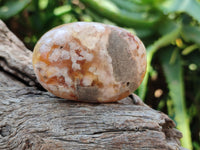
[32,22,146,102]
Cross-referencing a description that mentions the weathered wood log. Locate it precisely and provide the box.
[0,20,185,150]
[0,20,40,88]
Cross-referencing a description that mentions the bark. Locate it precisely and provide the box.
[0,20,40,88]
[0,20,185,150]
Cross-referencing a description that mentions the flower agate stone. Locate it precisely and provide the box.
[32,22,146,103]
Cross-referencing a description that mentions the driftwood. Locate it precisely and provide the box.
[0,20,185,150]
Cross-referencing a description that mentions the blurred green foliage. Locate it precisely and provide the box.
[0,0,200,149]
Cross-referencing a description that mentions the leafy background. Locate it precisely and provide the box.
[0,0,200,149]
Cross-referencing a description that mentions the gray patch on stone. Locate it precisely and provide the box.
[127,82,138,93]
[119,82,138,95]
[76,86,99,102]
[107,30,138,82]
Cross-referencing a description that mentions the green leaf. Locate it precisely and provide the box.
[110,0,151,12]
[182,44,199,55]
[0,0,31,20]
[80,0,161,28]
[158,19,180,35]
[135,28,154,38]
[160,0,200,23]
[181,25,200,46]
[53,5,71,16]
[159,48,192,150]
[138,25,181,99]
[39,0,48,10]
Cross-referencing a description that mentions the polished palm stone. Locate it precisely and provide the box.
[32,22,146,103]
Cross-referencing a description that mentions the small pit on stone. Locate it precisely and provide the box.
[127,82,130,86]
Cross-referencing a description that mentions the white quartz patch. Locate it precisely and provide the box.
[39,41,52,53]
[80,50,93,61]
[93,24,105,32]
[89,66,97,73]
[35,61,73,87]
[72,63,81,70]
[61,50,70,60]
[39,28,70,53]
[68,41,94,71]
[53,29,69,45]
[100,86,118,101]
[35,61,47,77]
[53,67,73,87]
[75,22,105,33]
[49,48,70,62]
[82,75,93,86]
[49,48,61,62]
[48,84,74,99]
[75,26,103,50]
